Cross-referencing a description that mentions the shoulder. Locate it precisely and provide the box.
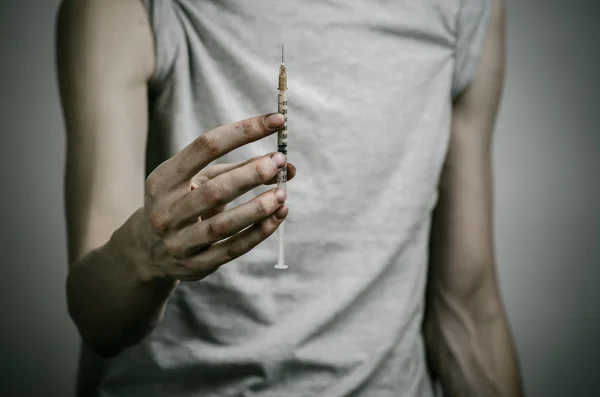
[56,0,155,84]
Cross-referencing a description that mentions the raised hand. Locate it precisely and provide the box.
[133,113,295,281]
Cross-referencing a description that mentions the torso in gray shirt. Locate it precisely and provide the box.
[77,1,491,396]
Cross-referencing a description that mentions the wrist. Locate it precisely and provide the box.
[104,207,177,287]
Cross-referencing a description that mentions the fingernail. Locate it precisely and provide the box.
[274,204,288,220]
[274,188,286,203]
[270,152,286,167]
[263,113,284,129]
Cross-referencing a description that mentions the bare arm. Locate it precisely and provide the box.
[57,0,176,357]
[58,0,292,358]
[59,0,153,262]
[424,0,524,395]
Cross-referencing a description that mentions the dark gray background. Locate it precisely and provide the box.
[0,1,598,396]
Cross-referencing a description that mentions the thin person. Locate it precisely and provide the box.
[57,0,524,395]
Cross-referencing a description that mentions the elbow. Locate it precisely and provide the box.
[68,312,128,358]
[68,310,128,358]
[463,264,505,321]
[425,287,504,335]
[425,263,506,329]
[436,260,503,317]
[67,311,128,359]
[65,271,128,359]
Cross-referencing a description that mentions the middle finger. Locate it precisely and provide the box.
[169,152,287,225]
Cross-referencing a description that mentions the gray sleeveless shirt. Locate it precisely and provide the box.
[77,1,491,396]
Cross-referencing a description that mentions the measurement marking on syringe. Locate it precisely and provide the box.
[275,45,289,270]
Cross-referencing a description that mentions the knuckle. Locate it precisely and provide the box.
[149,210,169,234]
[254,162,272,184]
[145,174,161,197]
[178,257,197,271]
[206,219,231,240]
[241,120,257,138]
[194,132,220,155]
[257,196,273,216]
[202,179,226,204]
[258,219,275,238]
[163,237,183,256]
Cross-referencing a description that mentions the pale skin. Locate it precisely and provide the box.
[425,0,524,395]
[57,0,523,395]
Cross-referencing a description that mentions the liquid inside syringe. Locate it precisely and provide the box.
[275,45,288,270]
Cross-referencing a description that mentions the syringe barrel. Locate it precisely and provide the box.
[277,90,288,157]
[276,89,288,188]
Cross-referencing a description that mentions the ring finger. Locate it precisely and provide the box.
[177,188,287,256]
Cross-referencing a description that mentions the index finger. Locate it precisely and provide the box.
[161,113,284,188]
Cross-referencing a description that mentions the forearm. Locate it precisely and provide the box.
[66,209,178,357]
[424,292,523,397]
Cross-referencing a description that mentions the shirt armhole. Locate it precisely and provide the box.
[143,0,182,87]
[451,0,493,99]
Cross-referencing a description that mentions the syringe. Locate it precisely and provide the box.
[275,45,288,270]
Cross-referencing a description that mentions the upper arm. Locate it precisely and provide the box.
[428,0,505,310]
[56,0,155,264]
